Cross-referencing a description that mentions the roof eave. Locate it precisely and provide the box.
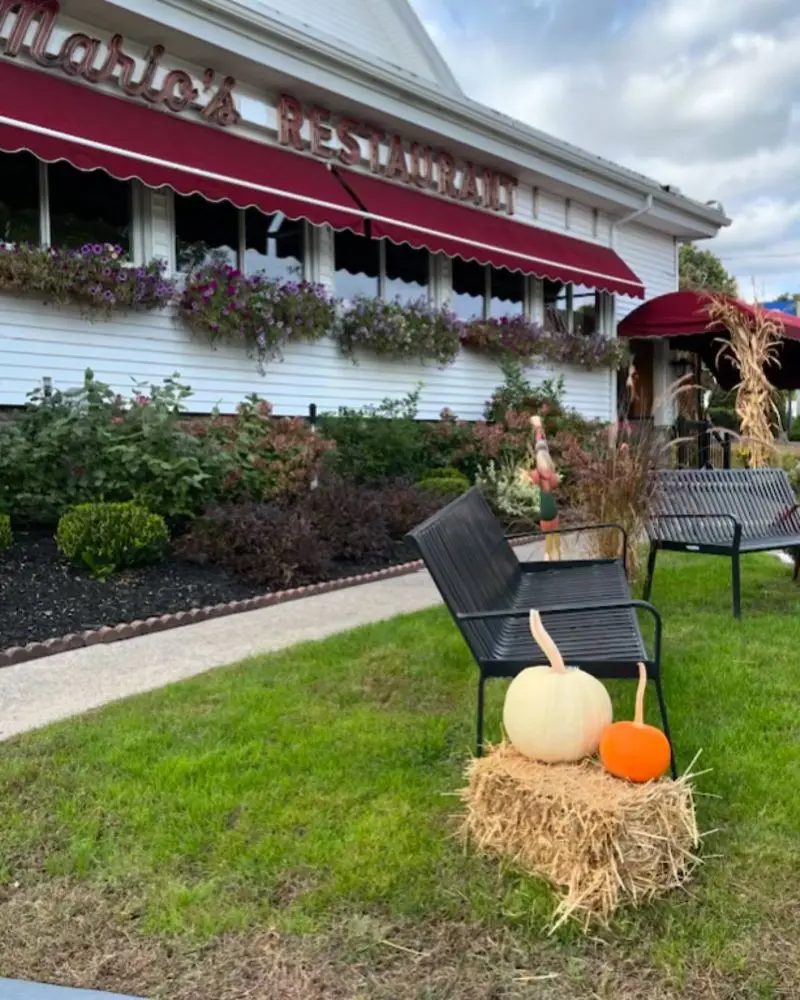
[120,0,730,231]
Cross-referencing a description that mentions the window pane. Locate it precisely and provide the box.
[451,257,485,319]
[573,285,599,335]
[384,239,429,303]
[544,279,570,332]
[0,151,39,244]
[49,162,131,252]
[175,193,238,273]
[245,210,304,281]
[490,267,524,317]
[334,230,379,299]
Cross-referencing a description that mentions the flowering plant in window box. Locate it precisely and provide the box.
[0,243,176,317]
[461,314,628,370]
[461,314,546,361]
[178,262,335,370]
[336,296,462,365]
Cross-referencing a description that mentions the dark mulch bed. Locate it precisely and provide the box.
[0,532,418,650]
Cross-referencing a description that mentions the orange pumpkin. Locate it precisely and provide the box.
[599,663,671,782]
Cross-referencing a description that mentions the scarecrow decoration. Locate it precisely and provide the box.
[529,415,561,561]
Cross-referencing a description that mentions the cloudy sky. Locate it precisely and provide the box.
[409,0,800,302]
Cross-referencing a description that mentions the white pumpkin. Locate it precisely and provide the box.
[503,610,613,763]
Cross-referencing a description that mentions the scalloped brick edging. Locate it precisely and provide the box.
[0,532,546,670]
[0,558,425,669]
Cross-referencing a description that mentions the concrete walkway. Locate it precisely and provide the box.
[0,538,573,742]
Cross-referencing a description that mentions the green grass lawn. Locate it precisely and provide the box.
[0,554,798,999]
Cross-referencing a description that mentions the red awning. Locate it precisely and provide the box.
[618,290,800,341]
[0,61,365,233]
[618,290,800,390]
[334,167,645,298]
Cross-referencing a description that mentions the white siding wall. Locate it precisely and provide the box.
[0,177,658,421]
[0,297,614,421]
[0,12,674,425]
[614,223,679,425]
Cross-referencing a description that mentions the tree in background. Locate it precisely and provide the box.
[679,242,738,297]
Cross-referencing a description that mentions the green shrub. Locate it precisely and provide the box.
[416,469,471,495]
[203,396,332,503]
[0,514,12,549]
[707,406,739,432]
[0,370,223,524]
[791,416,800,442]
[319,389,431,484]
[56,502,169,578]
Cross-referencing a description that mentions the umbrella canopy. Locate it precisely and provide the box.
[617,290,800,390]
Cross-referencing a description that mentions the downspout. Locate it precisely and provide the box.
[610,194,654,248]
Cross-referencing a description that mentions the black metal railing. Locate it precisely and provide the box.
[671,417,732,470]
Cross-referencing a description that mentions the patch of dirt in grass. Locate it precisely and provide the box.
[0,881,797,1000]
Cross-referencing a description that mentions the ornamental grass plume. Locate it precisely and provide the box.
[705,295,782,469]
[560,368,677,576]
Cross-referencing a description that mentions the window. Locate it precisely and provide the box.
[0,151,132,251]
[245,209,304,281]
[334,231,429,302]
[174,196,306,278]
[452,258,525,319]
[334,230,379,299]
[451,258,486,319]
[490,267,524,317]
[572,284,599,336]
[545,280,602,335]
[49,162,132,252]
[175,194,238,273]
[0,151,40,244]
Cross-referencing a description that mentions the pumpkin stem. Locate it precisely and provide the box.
[634,662,647,727]
[529,610,567,674]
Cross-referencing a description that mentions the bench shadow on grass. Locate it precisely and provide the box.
[0,554,798,999]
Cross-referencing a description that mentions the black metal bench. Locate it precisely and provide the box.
[645,468,800,618]
[408,488,674,775]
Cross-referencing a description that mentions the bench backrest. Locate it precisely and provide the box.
[651,468,796,541]
[408,487,521,658]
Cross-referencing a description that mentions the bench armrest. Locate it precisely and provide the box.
[649,512,742,548]
[506,522,629,571]
[456,598,661,662]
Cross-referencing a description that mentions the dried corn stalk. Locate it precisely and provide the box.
[706,296,782,468]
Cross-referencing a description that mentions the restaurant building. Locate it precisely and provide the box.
[0,0,730,421]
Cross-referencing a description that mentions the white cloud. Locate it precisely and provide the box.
[409,0,800,299]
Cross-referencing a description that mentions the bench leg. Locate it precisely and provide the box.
[476,674,486,758]
[654,674,677,780]
[643,542,658,602]
[732,553,742,619]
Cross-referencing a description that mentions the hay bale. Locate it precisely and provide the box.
[460,742,702,930]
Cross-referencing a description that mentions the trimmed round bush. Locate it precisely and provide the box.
[0,513,12,550]
[56,502,169,578]
[416,469,471,495]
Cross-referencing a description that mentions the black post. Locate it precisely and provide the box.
[308,403,319,491]
[698,420,712,469]
[722,431,732,470]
